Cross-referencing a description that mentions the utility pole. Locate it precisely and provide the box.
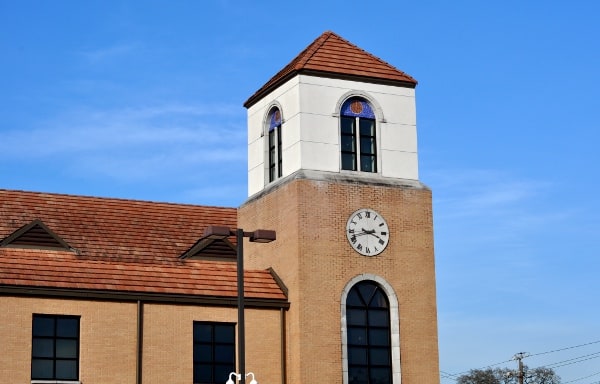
[513,352,528,384]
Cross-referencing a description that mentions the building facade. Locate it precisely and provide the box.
[0,31,439,384]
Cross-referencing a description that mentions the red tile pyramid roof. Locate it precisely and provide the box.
[0,189,287,306]
[244,31,417,108]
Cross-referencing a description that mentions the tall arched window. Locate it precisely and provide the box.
[340,97,377,173]
[267,107,282,182]
[346,280,392,384]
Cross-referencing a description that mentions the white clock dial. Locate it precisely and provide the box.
[345,208,390,256]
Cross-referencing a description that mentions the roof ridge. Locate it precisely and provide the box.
[247,32,333,98]
[244,31,417,108]
[328,32,417,83]
[294,30,334,69]
[0,188,237,210]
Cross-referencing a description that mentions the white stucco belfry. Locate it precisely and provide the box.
[246,74,419,197]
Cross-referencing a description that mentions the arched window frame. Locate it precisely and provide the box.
[341,274,401,384]
[335,93,385,174]
[264,105,283,183]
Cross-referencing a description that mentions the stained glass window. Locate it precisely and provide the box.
[341,98,377,173]
[267,107,283,182]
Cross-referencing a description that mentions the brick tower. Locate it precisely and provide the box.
[238,31,440,384]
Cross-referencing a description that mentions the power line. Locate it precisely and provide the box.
[439,340,600,382]
[441,370,461,379]
[439,358,515,381]
[529,340,600,358]
[551,354,600,369]
[440,371,460,383]
[545,351,600,369]
[562,370,600,384]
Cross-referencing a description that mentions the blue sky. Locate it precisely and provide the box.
[1,1,599,382]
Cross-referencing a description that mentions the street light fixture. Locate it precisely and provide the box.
[202,225,276,384]
[226,372,258,384]
[245,372,258,384]
[226,372,240,384]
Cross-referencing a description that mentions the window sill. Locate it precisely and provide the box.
[32,381,81,384]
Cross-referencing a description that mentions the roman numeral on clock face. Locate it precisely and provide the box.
[346,208,390,257]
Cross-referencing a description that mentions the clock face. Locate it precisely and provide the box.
[346,208,390,256]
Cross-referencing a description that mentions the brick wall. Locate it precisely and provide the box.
[142,303,282,384]
[239,175,440,384]
[0,296,138,383]
[0,296,283,384]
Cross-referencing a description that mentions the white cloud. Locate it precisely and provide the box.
[432,167,600,384]
[429,168,575,249]
[430,167,583,319]
[432,169,546,216]
[79,42,140,64]
[2,102,242,150]
[0,102,247,185]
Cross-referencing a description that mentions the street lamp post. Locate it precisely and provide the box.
[202,225,276,384]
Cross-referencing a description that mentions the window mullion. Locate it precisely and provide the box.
[53,319,58,379]
[355,117,361,171]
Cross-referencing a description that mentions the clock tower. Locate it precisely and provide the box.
[238,31,439,384]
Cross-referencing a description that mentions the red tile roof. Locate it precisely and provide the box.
[0,189,287,304]
[244,31,417,108]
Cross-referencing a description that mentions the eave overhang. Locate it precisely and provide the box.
[244,69,417,109]
[0,285,290,309]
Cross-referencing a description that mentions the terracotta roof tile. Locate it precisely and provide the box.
[244,31,417,108]
[0,189,287,303]
[0,189,236,263]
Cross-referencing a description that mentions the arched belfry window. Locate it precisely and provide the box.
[346,280,392,384]
[267,107,283,182]
[340,97,377,173]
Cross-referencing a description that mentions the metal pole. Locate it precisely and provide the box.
[236,229,246,384]
[514,352,526,384]
[518,357,524,384]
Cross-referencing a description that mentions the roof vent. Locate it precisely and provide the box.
[0,219,73,251]
[180,237,237,261]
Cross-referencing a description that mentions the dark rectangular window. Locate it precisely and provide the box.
[276,125,282,178]
[31,314,80,381]
[341,116,357,171]
[359,118,376,173]
[269,128,276,181]
[193,322,235,384]
[341,116,376,173]
[268,125,282,182]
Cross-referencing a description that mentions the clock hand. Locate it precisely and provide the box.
[361,228,385,240]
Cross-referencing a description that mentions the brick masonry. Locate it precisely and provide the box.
[0,297,138,383]
[239,174,440,384]
[0,296,282,384]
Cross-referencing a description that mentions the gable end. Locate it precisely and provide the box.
[180,237,237,261]
[0,219,74,251]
